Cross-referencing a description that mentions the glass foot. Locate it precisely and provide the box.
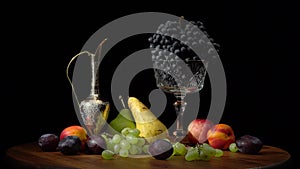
[173,130,187,142]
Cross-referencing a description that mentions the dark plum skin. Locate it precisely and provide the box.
[57,136,81,155]
[85,135,106,154]
[38,133,59,152]
[148,139,174,160]
[236,135,263,154]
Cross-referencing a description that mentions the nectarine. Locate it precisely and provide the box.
[207,124,235,150]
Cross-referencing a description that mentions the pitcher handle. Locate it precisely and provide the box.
[66,51,94,109]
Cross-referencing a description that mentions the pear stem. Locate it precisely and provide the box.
[119,95,126,109]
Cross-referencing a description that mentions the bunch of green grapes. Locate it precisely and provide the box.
[185,143,223,161]
[101,128,150,159]
[100,128,223,161]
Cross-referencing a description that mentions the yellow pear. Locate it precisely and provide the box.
[128,97,169,143]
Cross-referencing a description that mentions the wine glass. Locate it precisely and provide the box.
[153,57,208,142]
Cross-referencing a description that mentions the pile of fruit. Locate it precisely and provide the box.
[38,97,263,161]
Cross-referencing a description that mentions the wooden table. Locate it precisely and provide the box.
[5,142,290,169]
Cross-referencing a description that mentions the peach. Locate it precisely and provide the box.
[207,124,235,150]
[187,119,214,145]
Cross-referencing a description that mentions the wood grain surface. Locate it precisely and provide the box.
[5,142,290,169]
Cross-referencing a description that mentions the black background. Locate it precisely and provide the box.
[1,1,299,168]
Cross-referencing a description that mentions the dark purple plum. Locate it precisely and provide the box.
[148,139,174,160]
[236,135,263,154]
[57,136,81,155]
[38,133,59,152]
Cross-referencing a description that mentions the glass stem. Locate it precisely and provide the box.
[173,94,187,141]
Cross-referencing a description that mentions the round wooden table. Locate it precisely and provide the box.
[5,142,290,169]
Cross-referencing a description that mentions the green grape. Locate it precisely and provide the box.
[202,147,216,156]
[184,147,199,161]
[120,140,131,150]
[186,147,196,154]
[129,145,139,155]
[137,137,146,146]
[201,143,209,147]
[113,144,121,154]
[229,143,238,153]
[201,143,213,150]
[142,144,150,154]
[136,146,143,154]
[214,149,224,157]
[106,139,115,151]
[173,142,187,156]
[119,148,129,157]
[126,134,138,145]
[128,128,140,137]
[102,150,114,160]
[101,133,110,143]
[197,144,215,161]
[121,127,131,136]
[201,145,216,157]
[199,150,211,161]
[112,134,122,144]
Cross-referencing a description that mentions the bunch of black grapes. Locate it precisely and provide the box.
[148,20,219,62]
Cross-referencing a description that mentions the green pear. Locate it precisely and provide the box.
[109,108,135,133]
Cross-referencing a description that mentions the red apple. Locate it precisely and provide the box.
[187,119,214,145]
[207,124,235,150]
[60,125,88,151]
